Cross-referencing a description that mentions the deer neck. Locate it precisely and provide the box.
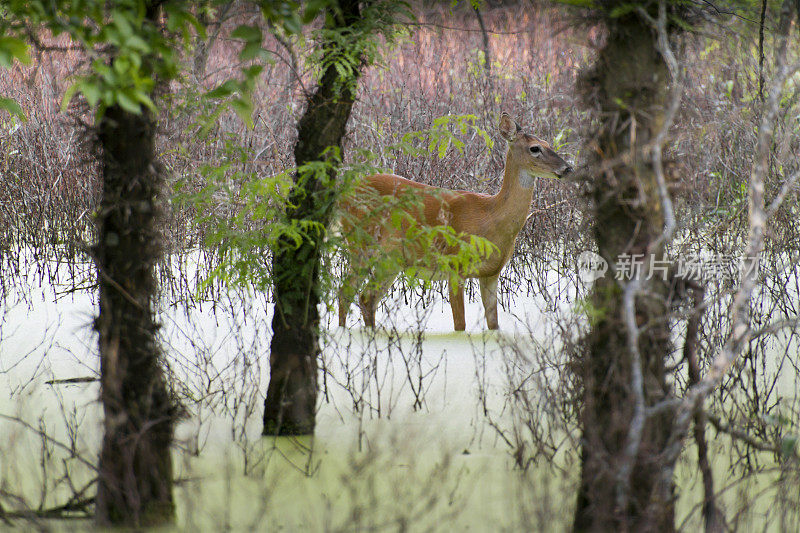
[490,156,535,230]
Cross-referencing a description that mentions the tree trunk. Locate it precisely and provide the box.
[263,0,363,435]
[94,104,174,526]
[573,10,677,532]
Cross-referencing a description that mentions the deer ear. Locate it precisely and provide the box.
[498,112,521,142]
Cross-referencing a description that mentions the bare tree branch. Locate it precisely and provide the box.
[0,414,97,472]
[706,413,782,453]
[653,22,800,504]
[615,277,645,511]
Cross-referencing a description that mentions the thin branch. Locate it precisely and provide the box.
[750,318,800,339]
[684,282,725,533]
[693,0,760,23]
[706,413,781,453]
[45,376,98,385]
[405,21,536,36]
[758,0,767,103]
[653,27,799,506]
[472,4,492,80]
[615,277,644,511]
[0,414,97,472]
[266,22,308,96]
[638,1,680,254]
[21,25,84,53]
[766,169,800,217]
[526,199,570,221]
[2,496,95,520]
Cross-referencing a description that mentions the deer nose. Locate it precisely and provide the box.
[560,165,573,177]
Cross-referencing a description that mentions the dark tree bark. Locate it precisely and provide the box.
[94,103,175,526]
[473,4,492,80]
[263,0,363,435]
[573,7,679,532]
[93,4,174,525]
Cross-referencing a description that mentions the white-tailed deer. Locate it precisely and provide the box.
[338,113,572,330]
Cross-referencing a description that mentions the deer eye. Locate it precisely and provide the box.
[529,146,542,155]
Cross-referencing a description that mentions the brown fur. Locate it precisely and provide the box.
[339,113,572,330]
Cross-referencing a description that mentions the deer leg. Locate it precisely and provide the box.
[358,274,395,329]
[338,275,358,327]
[338,260,367,327]
[358,291,376,328]
[338,267,351,327]
[479,274,500,330]
[338,297,349,327]
[449,279,466,331]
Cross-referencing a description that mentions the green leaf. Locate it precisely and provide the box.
[125,35,150,53]
[302,0,327,23]
[166,7,206,39]
[113,9,135,38]
[240,42,269,61]
[230,97,254,128]
[0,97,25,120]
[61,83,80,111]
[283,17,302,35]
[0,36,31,67]
[116,88,142,114]
[390,209,403,229]
[81,81,102,107]
[113,56,131,75]
[205,80,238,99]
[781,435,798,458]
[438,140,447,159]
[135,91,157,112]
[609,4,636,18]
[231,25,262,44]
[243,64,264,79]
